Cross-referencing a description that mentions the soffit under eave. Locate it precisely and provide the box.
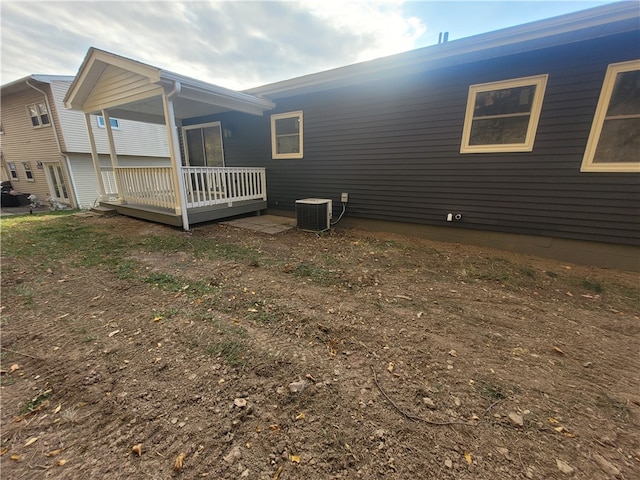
[65,48,162,111]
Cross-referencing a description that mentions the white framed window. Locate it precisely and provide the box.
[8,162,18,179]
[581,60,640,172]
[97,116,120,129]
[27,102,50,127]
[461,75,548,153]
[271,111,303,159]
[23,162,34,181]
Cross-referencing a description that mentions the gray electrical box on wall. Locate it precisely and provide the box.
[295,198,332,232]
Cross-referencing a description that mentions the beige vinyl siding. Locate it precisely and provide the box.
[0,86,65,202]
[68,154,171,209]
[50,81,170,157]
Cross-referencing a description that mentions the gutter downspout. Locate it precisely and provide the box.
[163,80,190,230]
[26,80,77,208]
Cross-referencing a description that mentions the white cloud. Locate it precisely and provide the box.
[303,0,426,61]
[0,0,428,89]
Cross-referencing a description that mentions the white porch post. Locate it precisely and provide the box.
[102,110,119,168]
[161,87,190,230]
[84,113,107,200]
[102,109,125,203]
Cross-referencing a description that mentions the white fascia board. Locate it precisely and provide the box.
[30,75,75,84]
[160,71,275,112]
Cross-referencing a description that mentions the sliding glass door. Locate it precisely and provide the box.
[183,122,224,167]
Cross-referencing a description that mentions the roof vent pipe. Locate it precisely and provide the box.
[438,32,450,44]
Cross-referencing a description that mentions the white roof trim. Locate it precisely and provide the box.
[64,47,274,117]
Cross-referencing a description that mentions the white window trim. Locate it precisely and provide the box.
[460,74,548,154]
[8,162,18,179]
[271,111,303,159]
[581,59,640,173]
[97,116,120,130]
[26,102,50,128]
[23,162,34,182]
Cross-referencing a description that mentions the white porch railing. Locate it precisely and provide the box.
[182,167,267,209]
[113,167,176,209]
[110,166,267,210]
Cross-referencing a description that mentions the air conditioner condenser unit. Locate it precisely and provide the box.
[295,198,332,232]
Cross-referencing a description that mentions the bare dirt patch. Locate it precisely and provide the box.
[1,213,639,479]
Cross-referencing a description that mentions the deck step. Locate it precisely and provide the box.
[90,205,118,216]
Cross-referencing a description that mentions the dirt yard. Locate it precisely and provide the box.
[1,213,638,479]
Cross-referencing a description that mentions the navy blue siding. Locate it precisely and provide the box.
[187,30,640,245]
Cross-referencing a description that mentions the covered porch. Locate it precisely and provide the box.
[64,48,275,229]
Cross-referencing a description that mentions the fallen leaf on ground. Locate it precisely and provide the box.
[553,346,565,355]
[10,364,20,373]
[153,315,163,322]
[174,452,186,471]
[132,444,143,456]
[108,329,121,337]
[295,412,305,420]
[0,447,7,455]
[387,362,394,373]
[53,404,61,414]
[24,437,39,447]
[56,459,67,466]
[273,465,283,479]
[290,454,301,463]
[10,454,20,461]
[45,449,63,457]
[464,452,472,464]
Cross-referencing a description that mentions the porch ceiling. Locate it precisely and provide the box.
[64,47,275,123]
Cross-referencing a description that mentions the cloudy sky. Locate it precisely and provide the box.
[1,0,620,90]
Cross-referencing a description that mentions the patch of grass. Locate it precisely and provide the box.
[581,278,605,294]
[293,262,340,286]
[596,393,630,420]
[15,286,35,308]
[116,259,139,279]
[142,272,214,296]
[481,382,507,400]
[519,267,536,278]
[245,300,279,324]
[206,340,246,366]
[152,307,180,321]
[21,389,52,414]
[139,235,262,264]
[143,272,184,292]
[137,234,189,252]
[1,214,128,270]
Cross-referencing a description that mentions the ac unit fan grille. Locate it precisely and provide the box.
[295,199,331,232]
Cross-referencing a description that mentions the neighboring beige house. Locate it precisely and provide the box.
[1,75,170,209]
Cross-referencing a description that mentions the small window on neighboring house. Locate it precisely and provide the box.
[27,102,50,127]
[97,116,120,129]
[271,111,303,159]
[23,162,34,181]
[581,60,640,172]
[8,162,18,179]
[461,75,548,153]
